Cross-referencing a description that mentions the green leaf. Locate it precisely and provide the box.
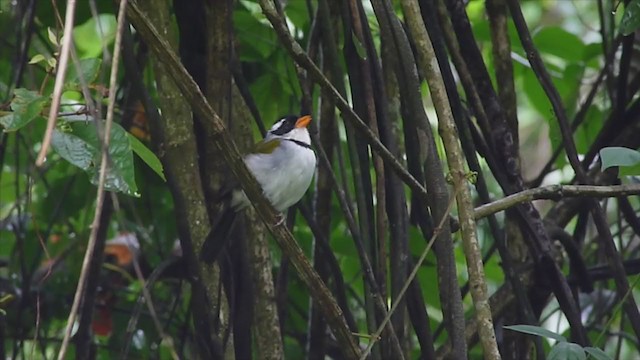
[73,14,117,58]
[29,54,47,65]
[584,347,613,360]
[503,325,567,342]
[583,43,604,65]
[51,128,95,170]
[620,162,640,176]
[284,0,310,31]
[47,27,59,46]
[533,26,585,63]
[0,88,48,131]
[127,133,165,181]
[351,32,367,60]
[575,106,604,154]
[233,10,276,61]
[548,342,586,360]
[65,58,102,91]
[51,121,139,196]
[620,0,640,35]
[599,147,640,171]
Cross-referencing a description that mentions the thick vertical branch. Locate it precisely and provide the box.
[371,0,467,357]
[307,2,341,357]
[204,0,283,357]
[400,1,501,358]
[339,2,382,354]
[486,0,518,146]
[140,0,224,357]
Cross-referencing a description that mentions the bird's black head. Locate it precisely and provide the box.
[266,114,312,145]
[270,115,301,136]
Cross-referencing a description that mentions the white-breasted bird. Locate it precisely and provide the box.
[201,114,316,262]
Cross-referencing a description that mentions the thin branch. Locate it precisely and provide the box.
[57,0,128,358]
[36,0,77,166]
[359,189,458,360]
[131,254,180,360]
[475,183,640,219]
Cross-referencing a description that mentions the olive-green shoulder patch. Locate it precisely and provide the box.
[253,138,281,154]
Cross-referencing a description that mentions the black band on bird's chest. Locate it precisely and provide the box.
[286,139,311,149]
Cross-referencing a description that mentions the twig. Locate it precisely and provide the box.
[36,0,77,166]
[56,1,128,358]
[120,257,181,358]
[475,183,640,219]
[359,189,458,359]
[131,255,180,360]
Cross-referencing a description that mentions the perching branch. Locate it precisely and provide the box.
[125,2,361,358]
[475,183,640,220]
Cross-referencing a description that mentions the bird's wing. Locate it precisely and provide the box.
[252,138,281,154]
[213,138,277,202]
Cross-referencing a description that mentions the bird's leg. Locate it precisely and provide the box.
[275,213,286,227]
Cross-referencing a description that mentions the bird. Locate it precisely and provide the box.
[201,114,317,263]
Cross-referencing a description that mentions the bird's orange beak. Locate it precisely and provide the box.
[295,115,312,128]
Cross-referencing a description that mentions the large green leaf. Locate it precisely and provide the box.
[51,128,95,170]
[599,147,640,171]
[575,106,604,154]
[65,58,102,91]
[584,347,613,360]
[50,121,139,196]
[127,133,165,181]
[548,342,586,360]
[233,10,277,61]
[533,27,585,63]
[0,88,48,131]
[620,0,640,35]
[284,0,310,32]
[503,324,567,342]
[73,14,117,58]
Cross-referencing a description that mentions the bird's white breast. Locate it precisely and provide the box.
[232,140,316,211]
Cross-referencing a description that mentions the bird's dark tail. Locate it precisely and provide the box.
[200,208,238,263]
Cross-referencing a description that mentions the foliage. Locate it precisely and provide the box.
[0,0,639,359]
[505,325,612,360]
[600,147,640,175]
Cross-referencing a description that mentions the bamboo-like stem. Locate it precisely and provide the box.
[400,0,501,358]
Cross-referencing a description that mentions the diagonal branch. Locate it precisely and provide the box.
[125,2,360,358]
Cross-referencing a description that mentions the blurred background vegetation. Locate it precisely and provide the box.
[1,0,640,359]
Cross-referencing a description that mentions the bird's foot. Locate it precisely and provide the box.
[275,214,286,227]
